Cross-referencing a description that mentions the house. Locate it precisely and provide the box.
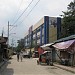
[0,36,8,62]
[53,35,75,66]
[38,35,75,66]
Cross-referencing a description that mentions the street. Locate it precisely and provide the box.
[0,55,75,75]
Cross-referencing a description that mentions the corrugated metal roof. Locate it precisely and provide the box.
[41,43,53,48]
[40,43,53,50]
[53,39,75,49]
[54,35,75,43]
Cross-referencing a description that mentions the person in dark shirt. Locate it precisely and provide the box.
[17,52,20,62]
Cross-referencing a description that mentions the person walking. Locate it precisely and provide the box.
[17,52,20,62]
[20,51,23,62]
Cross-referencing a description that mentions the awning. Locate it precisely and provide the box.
[42,51,51,54]
[40,43,53,50]
[53,40,75,49]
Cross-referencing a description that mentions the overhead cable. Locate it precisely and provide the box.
[12,0,23,23]
[19,0,40,25]
[10,0,40,32]
[9,0,34,32]
[12,0,34,25]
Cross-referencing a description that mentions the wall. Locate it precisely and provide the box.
[33,18,44,31]
[49,17,57,43]
[24,16,61,49]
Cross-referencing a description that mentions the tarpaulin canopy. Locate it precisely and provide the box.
[53,40,75,49]
[40,43,53,50]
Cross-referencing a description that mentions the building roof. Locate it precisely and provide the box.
[40,43,53,50]
[42,51,51,54]
[54,35,75,43]
[0,36,8,43]
[53,39,75,49]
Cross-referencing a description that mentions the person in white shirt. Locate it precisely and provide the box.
[20,51,23,62]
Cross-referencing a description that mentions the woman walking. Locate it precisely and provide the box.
[20,51,23,62]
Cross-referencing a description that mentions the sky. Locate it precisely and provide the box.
[0,0,73,46]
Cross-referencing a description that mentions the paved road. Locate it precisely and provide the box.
[0,55,75,75]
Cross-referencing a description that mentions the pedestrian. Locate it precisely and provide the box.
[20,51,23,62]
[17,52,20,62]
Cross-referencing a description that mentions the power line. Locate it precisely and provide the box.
[11,0,23,23]
[13,0,40,30]
[12,0,34,25]
[14,0,40,33]
[9,0,34,32]
[19,0,40,25]
[5,0,23,33]
[9,0,40,32]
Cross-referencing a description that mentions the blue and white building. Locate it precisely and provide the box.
[24,16,61,49]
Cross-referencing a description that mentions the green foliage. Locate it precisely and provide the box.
[62,1,75,37]
[16,39,25,52]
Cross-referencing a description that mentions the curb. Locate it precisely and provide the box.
[54,64,75,74]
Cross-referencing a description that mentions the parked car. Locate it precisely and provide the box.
[23,52,30,58]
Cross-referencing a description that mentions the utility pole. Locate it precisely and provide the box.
[2,27,4,37]
[11,38,14,52]
[73,0,75,11]
[7,21,16,48]
[8,21,9,48]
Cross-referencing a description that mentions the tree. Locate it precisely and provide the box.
[62,1,75,37]
[17,39,25,52]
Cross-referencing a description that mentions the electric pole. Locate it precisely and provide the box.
[7,21,16,48]
[11,38,14,52]
[2,27,4,37]
[8,21,9,48]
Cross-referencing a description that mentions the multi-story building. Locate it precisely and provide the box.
[24,16,61,49]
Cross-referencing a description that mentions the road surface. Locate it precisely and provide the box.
[0,55,75,75]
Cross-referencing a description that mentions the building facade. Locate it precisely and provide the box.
[0,36,8,62]
[24,16,61,49]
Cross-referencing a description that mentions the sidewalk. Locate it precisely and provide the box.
[54,63,75,73]
[34,58,75,73]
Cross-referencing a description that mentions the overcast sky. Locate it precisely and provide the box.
[0,0,73,46]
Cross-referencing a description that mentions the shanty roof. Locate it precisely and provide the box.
[40,43,53,50]
[54,34,75,43]
[53,39,75,49]
[0,37,8,43]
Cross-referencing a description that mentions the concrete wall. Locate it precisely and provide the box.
[33,18,44,31]
[49,17,57,43]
